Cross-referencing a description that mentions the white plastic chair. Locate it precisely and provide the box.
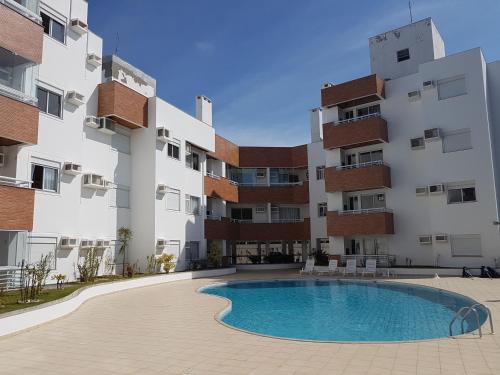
[300,258,315,274]
[362,259,377,277]
[317,259,339,275]
[343,259,357,276]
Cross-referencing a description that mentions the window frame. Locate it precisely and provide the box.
[31,163,60,193]
[437,75,467,101]
[41,12,66,44]
[447,186,477,204]
[166,187,181,211]
[167,142,180,160]
[185,194,200,215]
[397,48,410,62]
[317,202,327,217]
[316,166,325,180]
[37,86,62,118]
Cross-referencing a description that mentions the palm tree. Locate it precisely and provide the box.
[117,227,132,277]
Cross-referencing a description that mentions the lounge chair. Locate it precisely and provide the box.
[343,259,357,276]
[317,259,339,275]
[300,258,315,274]
[362,259,377,277]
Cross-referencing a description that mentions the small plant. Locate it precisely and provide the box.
[208,242,222,268]
[19,254,53,304]
[157,254,175,273]
[126,260,138,278]
[77,248,101,283]
[146,254,159,274]
[51,274,66,289]
[117,227,133,277]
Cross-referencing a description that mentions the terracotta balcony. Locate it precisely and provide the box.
[0,95,39,145]
[325,162,391,192]
[321,74,385,108]
[238,183,309,204]
[205,217,239,240]
[204,174,239,203]
[327,209,394,236]
[0,178,34,231]
[98,81,148,129]
[323,114,388,150]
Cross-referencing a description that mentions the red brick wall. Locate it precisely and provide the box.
[98,81,148,129]
[321,74,385,108]
[325,165,391,192]
[327,211,394,236]
[205,218,239,240]
[239,183,309,204]
[0,185,34,231]
[239,144,308,168]
[0,95,39,145]
[204,176,239,203]
[0,4,43,64]
[323,116,388,150]
[208,135,239,167]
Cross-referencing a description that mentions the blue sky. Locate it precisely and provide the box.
[89,0,500,146]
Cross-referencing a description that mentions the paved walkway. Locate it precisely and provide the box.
[1,271,500,375]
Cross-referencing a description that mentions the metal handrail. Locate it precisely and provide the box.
[335,112,382,126]
[336,160,388,170]
[449,303,494,338]
[338,207,392,215]
[207,172,239,185]
[0,176,32,188]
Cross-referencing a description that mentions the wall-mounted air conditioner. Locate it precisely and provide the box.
[80,239,94,249]
[98,118,116,135]
[67,91,85,106]
[60,237,78,249]
[256,169,266,178]
[428,184,445,194]
[156,239,167,248]
[85,116,100,129]
[435,234,449,243]
[418,235,432,245]
[410,137,425,150]
[95,239,111,248]
[156,127,170,142]
[157,184,168,194]
[83,173,108,190]
[256,206,266,214]
[408,90,421,101]
[415,186,428,196]
[70,18,88,35]
[0,152,4,167]
[422,80,435,90]
[63,162,82,175]
[87,53,102,67]
[424,128,441,141]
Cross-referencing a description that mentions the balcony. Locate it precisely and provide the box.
[323,113,388,149]
[204,173,239,203]
[0,94,39,145]
[0,177,34,231]
[238,182,309,204]
[321,74,385,108]
[327,209,394,236]
[98,81,148,129]
[325,161,391,192]
[205,217,239,240]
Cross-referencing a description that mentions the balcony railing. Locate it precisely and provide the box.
[327,209,394,236]
[338,207,392,216]
[0,176,31,188]
[2,0,41,22]
[207,172,239,185]
[335,112,382,126]
[336,160,387,170]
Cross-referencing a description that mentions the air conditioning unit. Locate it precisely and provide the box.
[256,206,266,214]
[424,128,441,141]
[322,82,334,89]
[80,239,94,249]
[63,162,82,175]
[87,53,102,67]
[156,239,167,248]
[98,118,116,135]
[60,237,78,249]
[85,116,100,129]
[418,235,433,245]
[0,153,4,167]
[410,137,425,150]
[428,184,445,194]
[83,173,108,190]
[157,184,168,194]
[422,80,435,90]
[256,169,266,178]
[435,234,449,243]
[156,127,170,142]
[67,91,85,106]
[70,18,88,35]
[408,90,421,102]
[95,239,111,248]
[416,186,429,196]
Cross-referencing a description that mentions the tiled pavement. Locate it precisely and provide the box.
[0,271,499,375]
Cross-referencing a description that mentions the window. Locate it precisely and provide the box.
[318,203,327,217]
[185,241,200,261]
[451,234,482,257]
[31,164,59,192]
[397,48,410,62]
[360,193,385,209]
[37,86,62,118]
[270,168,300,185]
[185,143,200,171]
[109,187,130,208]
[111,132,131,154]
[357,104,380,117]
[359,150,383,164]
[316,238,329,252]
[438,75,466,100]
[185,195,200,215]
[316,166,325,180]
[443,129,472,153]
[167,141,180,160]
[231,208,253,221]
[41,12,65,43]
[410,137,425,150]
[166,187,180,211]
[447,185,476,204]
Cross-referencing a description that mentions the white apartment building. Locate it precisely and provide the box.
[0,1,499,283]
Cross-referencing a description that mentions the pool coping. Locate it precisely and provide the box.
[197,277,491,345]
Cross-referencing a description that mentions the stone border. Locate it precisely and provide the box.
[0,267,236,337]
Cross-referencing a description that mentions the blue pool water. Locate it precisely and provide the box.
[200,279,486,342]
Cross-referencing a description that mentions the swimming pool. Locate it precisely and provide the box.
[200,279,487,342]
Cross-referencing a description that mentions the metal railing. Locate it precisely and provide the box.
[338,207,392,215]
[0,267,22,291]
[335,112,382,126]
[206,172,239,185]
[340,254,396,267]
[0,176,32,188]
[336,160,388,171]
[449,303,494,338]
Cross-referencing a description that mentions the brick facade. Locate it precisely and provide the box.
[208,135,239,167]
[0,95,39,145]
[239,183,309,204]
[98,81,148,129]
[0,4,43,64]
[321,74,385,108]
[327,211,394,236]
[239,145,308,168]
[325,164,391,192]
[204,175,239,203]
[323,116,388,149]
[0,185,34,231]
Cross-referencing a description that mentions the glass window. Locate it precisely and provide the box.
[356,104,380,117]
[36,87,48,113]
[438,75,466,100]
[166,188,180,211]
[41,12,65,43]
[185,142,200,171]
[447,186,476,204]
[37,86,62,118]
[41,13,50,34]
[318,203,327,217]
[185,195,200,215]
[316,166,325,180]
[397,48,410,62]
[443,129,472,153]
[231,208,253,221]
[167,142,180,160]
[451,235,481,257]
[359,150,383,164]
[31,164,59,192]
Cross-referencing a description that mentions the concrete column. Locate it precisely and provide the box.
[257,241,262,263]
[221,161,226,178]
[267,202,272,223]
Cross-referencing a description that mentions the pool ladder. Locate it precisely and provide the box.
[449,303,494,338]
